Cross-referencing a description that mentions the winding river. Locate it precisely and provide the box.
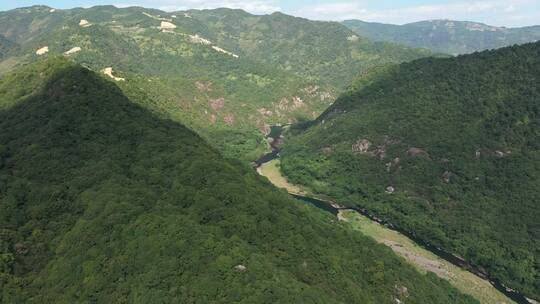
[254,126,536,304]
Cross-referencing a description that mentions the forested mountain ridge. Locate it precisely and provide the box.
[0,57,478,303]
[0,5,432,161]
[343,19,540,55]
[281,42,540,300]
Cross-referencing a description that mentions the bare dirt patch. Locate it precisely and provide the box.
[102,67,125,81]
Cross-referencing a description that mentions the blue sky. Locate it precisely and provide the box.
[2,0,539,27]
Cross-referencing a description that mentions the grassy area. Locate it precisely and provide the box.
[258,159,306,195]
[258,159,514,304]
[342,210,514,304]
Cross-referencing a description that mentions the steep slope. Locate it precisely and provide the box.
[187,9,433,88]
[0,5,432,161]
[0,58,478,303]
[281,42,540,299]
[343,19,540,55]
[0,35,16,59]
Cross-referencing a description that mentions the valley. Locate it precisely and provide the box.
[1,3,539,303]
[0,5,432,161]
[258,155,538,304]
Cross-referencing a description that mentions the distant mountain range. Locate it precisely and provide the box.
[343,19,540,55]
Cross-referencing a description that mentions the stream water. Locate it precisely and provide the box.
[254,125,535,304]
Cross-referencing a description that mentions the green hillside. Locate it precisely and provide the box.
[0,5,432,161]
[343,19,540,55]
[0,35,16,59]
[0,58,478,303]
[281,42,540,299]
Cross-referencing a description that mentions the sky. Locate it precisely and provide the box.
[2,0,540,27]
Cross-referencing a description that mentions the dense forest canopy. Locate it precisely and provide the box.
[281,42,540,300]
[0,57,478,303]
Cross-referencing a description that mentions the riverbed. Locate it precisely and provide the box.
[257,157,522,304]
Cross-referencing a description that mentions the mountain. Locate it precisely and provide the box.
[0,5,432,161]
[281,42,540,299]
[0,57,478,303]
[343,19,540,55]
[0,35,16,59]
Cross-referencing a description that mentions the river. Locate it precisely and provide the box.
[254,126,536,304]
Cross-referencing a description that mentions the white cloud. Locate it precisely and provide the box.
[293,0,540,27]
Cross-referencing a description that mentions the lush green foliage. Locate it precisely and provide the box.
[0,58,478,303]
[343,19,540,55]
[282,42,540,299]
[0,5,432,161]
[0,35,16,59]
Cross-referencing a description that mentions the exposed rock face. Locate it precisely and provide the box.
[394,285,409,298]
[258,108,273,117]
[234,264,247,272]
[442,171,452,183]
[407,147,429,158]
[276,96,305,112]
[142,12,172,22]
[189,34,212,45]
[36,46,49,55]
[292,96,304,108]
[211,45,239,58]
[160,21,176,30]
[352,139,371,153]
[79,19,91,27]
[347,35,359,41]
[209,98,225,111]
[320,92,333,102]
[102,67,125,81]
[195,81,211,92]
[224,113,235,125]
[301,85,320,96]
[64,47,81,55]
[494,150,511,158]
[475,148,511,159]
